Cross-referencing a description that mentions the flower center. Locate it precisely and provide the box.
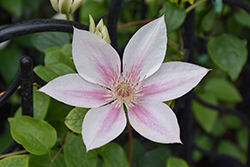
[116,83,131,98]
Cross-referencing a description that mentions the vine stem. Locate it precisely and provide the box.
[117,18,154,30]
[127,122,133,165]
[185,0,208,13]
[49,132,74,167]
[0,150,28,159]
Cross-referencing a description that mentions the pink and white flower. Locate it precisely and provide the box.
[39,16,209,151]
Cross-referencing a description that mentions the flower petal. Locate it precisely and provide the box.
[123,16,167,79]
[39,74,109,108]
[127,102,181,143]
[82,104,126,151]
[72,28,121,86]
[142,62,209,102]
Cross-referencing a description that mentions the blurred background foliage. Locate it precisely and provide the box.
[0,0,250,167]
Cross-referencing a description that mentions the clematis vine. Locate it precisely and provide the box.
[39,16,209,151]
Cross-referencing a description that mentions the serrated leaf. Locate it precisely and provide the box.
[29,150,66,167]
[64,133,98,167]
[101,142,129,167]
[193,93,219,133]
[207,34,248,80]
[33,87,50,119]
[31,32,70,52]
[0,155,28,167]
[9,116,57,155]
[167,157,189,167]
[160,1,186,32]
[204,78,242,102]
[65,108,89,134]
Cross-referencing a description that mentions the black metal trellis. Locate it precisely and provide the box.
[0,0,250,167]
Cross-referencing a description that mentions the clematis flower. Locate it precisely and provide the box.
[39,16,209,151]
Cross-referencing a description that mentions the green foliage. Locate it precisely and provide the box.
[31,32,71,52]
[204,78,242,102]
[0,0,22,17]
[0,155,28,167]
[167,157,189,167]
[100,142,129,167]
[0,45,21,84]
[64,133,98,167]
[138,148,170,167]
[160,1,186,32]
[29,150,66,167]
[8,116,57,155]
[64,107,89,134]
[193,93,219,133]
[207,34,248,80]
[33,87,50,119]
[217,140,243,160]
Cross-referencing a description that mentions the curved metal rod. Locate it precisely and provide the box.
[223,0,250,14]
[0,19,88,43]
[193,93,250,128]
[0,73,21,107]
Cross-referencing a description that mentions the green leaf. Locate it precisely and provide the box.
[125,139,146,167]
[8,116,57,155]
[0,46,21,84]
[193,93,219,133]
[64,133,98,167]
[31,32,70,52]
[211,118,227,137]
[101,142,129,167]
[164,47,183,62]
[44,44,74,69]
[160,1,186,32]
[204,78,242,102]
[45,98,73,122]
[65,107,89,134]
[167,157,189,167]
[237,128,249,149]
[223,115,242,129]
[201,7,217,32]
[217,140,243,160]
[207,34,248,80]
[234,9,250,28]
[79,0,108,25]
[33,87,50,119]
[34,63,75,82]
[22,0,39,12]
[29,150,66,167]
[0,0,22,17]
[33,65,60,82]
[138,148,170,167]
[181,0,194,5]
[0,155,28,167]
[47,63,75,76]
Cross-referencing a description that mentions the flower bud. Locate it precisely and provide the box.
[89,15,111,44]
[50,0,83,14]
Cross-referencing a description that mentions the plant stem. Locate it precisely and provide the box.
[117,18,154,30]
[49,132,74,167]
[185,0,208,13]
[127,122,133,165]
[0,150,28,159]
